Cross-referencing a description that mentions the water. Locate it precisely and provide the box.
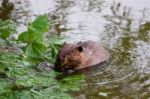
[1,0,150,98]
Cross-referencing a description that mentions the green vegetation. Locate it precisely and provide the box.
[0,15,84,99]
[18,15,49,61]
[138,22,150,42]
[0,20,16,39]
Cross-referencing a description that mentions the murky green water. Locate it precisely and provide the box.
[1,0,150,98]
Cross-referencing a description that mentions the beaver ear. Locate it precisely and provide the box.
[63,42,67,45]
[76,46,83,52]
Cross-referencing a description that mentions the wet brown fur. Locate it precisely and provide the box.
[55,40,109,72]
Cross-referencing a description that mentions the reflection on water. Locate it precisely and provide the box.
[1,0,150,98]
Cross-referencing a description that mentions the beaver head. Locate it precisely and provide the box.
[55,41,109,72]
[54,42,88,72]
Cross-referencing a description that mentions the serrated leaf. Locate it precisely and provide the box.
[29,15,49,33]
[24,42,46,58]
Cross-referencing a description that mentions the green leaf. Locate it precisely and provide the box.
[0,20,16,39]
[48,36,65,59]
[1,29,12,39]
[18,28,43,43]
[18,15,49,43]
[24,42,46,58]
[29,15,49,33]
[49,36,65,45]
[51,44,59,58]
[0,81,9,94]
[0,52,19,74]
[59,75,85,92]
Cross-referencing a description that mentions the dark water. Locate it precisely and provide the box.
[1,0,150,98]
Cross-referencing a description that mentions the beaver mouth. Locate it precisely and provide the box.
[54,64,75,72]
[55,60,81,72]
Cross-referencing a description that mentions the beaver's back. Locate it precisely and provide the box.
[76,41,109,69]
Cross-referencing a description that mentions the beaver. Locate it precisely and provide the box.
[55,40,109,72]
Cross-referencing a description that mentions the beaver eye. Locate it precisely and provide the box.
[76,46,83,52]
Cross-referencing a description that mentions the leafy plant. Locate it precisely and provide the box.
[0,20,16,39]
[0,52,20,76]
[0,15,85,99]
[0,50,84,99]
[47,36,66,62]
[18,15,49,59]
